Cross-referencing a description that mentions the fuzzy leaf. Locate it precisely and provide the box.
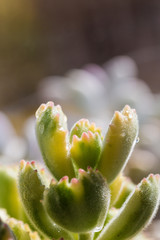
[70,119,103,171]
[109,174,124,207]
[18,160,74,240]
[97,174,160,240]
[98,105,138,183]
[36,101,74,180]
[114,177,135,209]
[44,168,110,233]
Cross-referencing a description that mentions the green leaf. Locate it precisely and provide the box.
[36,101,74,180]
[97,174,160,240]
[44,168,110,233]
[0,166,27,222]
[70,119,103,171]
[18,160,74,240]
[98,105,139,183]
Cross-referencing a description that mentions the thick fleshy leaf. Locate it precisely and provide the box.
[70,119,103,143]
[109,174,124,207]
[114,177,135,209]
[44,168,110,233]
[18,160,74,240]
[70,119,103,171]
[98,105,138,183]
[36,101,74,180]
[0,166,27,222]
[97,174,160,240]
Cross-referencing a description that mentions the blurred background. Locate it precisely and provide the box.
[1,0,160,107]
[1,0,160,176]
[1,1,160,237]
[1,0,160,171]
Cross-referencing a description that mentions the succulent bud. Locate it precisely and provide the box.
[36,101,75,180]
[44,168,110,233]
[97,174,160,240]
[98,105,138,183]
[70,119,103,171]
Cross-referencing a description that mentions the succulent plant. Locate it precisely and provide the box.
[1,101,160,240]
